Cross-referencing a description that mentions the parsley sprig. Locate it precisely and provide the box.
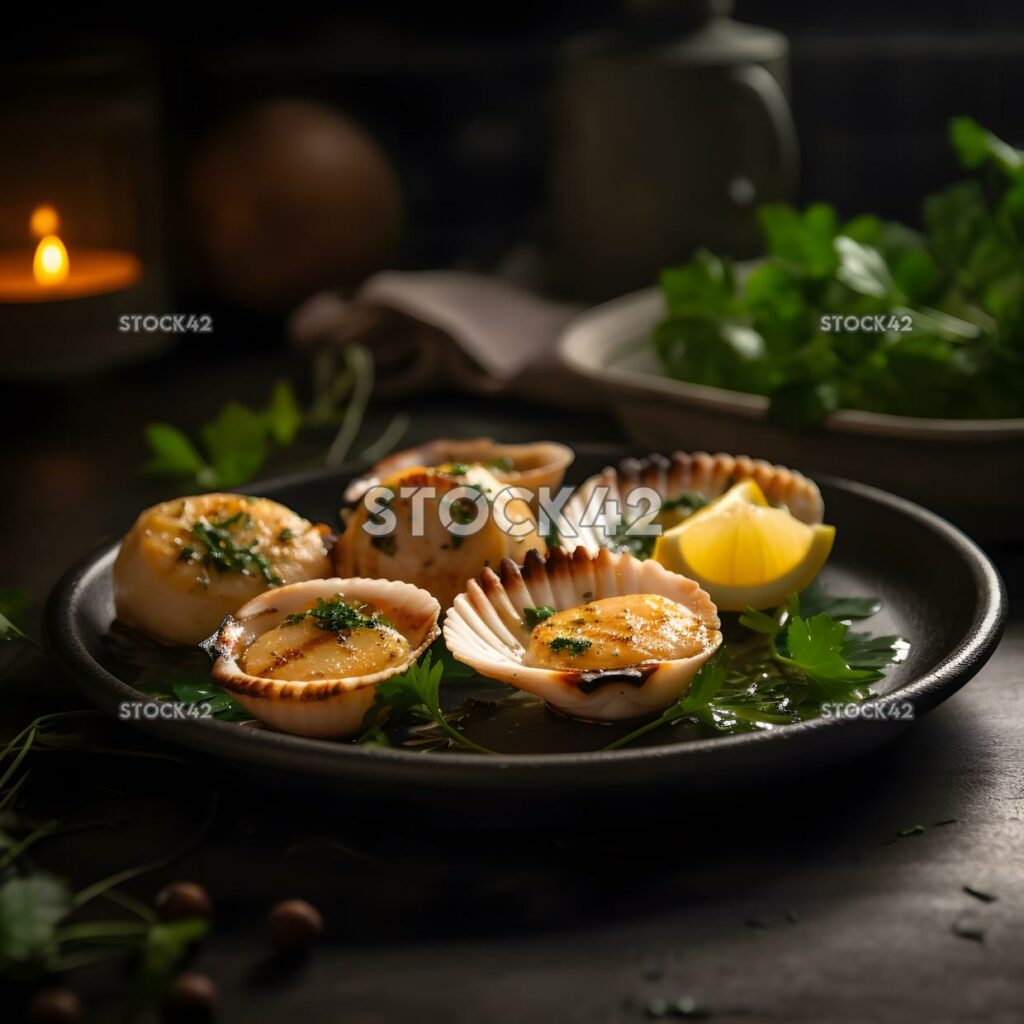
[359,654,497,755]
[651,117,1024,426]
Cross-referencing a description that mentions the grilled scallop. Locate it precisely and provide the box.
[336,463,547,609]
[209,577,440,738]
[113,494,333,646]
[443,547,722,722]
[343,438,574,507]
[558,451,824,555]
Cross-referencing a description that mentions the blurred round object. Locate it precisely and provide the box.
[267,898,324,950]
[156,881,213,921]
[187,99,403,311]
[163,973,218,1022]
[27,989,81,1024]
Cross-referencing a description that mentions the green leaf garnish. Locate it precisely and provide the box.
[522,606,556,629]
[0,874,71,971]
[549,637,592,656]
[778,613,882,694]
[189,515,281,586]
[360,654,496,755]
[650,118,1024,424]
[284,595,383,633]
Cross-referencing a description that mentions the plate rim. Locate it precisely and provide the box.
[45,466,1008,783]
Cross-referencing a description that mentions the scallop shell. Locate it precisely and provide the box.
[209,577,440,738]
[343,438,574,506]
[336,464,548,609]
[555,451,823,554]
[443,547,722,722]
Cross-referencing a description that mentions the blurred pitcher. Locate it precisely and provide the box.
[551,0,797,300]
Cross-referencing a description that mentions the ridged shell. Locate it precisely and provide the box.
[209,577,440,738]
[555,451,824,553]
[343,437,574,505]
[443,547,722,722]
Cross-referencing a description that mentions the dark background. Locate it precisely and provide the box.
[3,1,1024,283]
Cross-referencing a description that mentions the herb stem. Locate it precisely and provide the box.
[326,344,374,467]
[429,711,499,756]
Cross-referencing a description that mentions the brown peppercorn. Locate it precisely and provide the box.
[27,989,81,1024]
[156,881,212,921]
[268,898,324,950]
[163,972,218,1022]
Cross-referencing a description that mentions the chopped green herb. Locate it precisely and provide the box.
[661,491,710,515]
[189,515,280,586]
[523,606,556,629]
[284,595,382,633]
[446,463,471,477]
[483,455,515,473]
[277,528,294,543]
[549,637,592,656]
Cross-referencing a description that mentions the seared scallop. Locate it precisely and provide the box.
[113,494,333,646]
[336,464,547,609]
[209,577,440,738]
[443,547,722,722]
[343,438,574,508]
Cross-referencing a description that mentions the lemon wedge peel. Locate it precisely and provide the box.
[652,481,835,612]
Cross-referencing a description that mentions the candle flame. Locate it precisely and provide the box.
[30,204,60,238]
[33,235,70,286]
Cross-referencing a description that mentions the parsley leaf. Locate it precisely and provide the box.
[779,613,882,694]
[360,654,496,755]
[650,118,1024,425]
[0,874,71,972]
[603,654,728,751]
[798,582,882,620]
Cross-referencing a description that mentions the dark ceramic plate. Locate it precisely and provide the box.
[46,451,1006,819]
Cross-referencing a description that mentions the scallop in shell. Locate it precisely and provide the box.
[114,493,334,646]
[209,577,440,738]
[557,451,823,556]
[443,547,722,722]
[343,437,574,507]
[336,463,548,609]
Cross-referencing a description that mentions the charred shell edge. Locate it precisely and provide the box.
[207,581,441,702]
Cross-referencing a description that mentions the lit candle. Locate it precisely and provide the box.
[0,205,142,302]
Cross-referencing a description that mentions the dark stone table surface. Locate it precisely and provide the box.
[1,350,1021,1024]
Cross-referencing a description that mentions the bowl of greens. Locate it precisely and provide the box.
[559,119,1024,536]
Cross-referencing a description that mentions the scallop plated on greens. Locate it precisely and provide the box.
[106,443,907,751]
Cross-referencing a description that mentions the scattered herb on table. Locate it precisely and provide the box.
[650,117,1024,426]
[144,344,409,489]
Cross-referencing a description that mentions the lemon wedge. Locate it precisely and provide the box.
[652,480,835,611]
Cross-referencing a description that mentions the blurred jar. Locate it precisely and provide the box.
[551,0,796,300]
